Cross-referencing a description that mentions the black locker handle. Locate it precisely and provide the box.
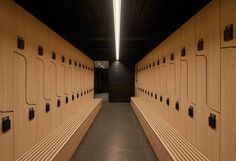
[188,106,194,118]
[29,108,35,121]
[224,24,233,41]
[208,113,216,129]
[2,116,11,133]
[175,101,180,111]
[163,57,166,64]
[57,99,61,107]
[197,38,204,51]
[45,102,50,113]
[171,53,174,61]
[155,94,157,99]
[166,98,169,106]
[38,45,44,56]
[66,96,69,103]
[52,52,56,60]
[181,47,186,57]
[17,36,25,50]
[62,55,65,63]
[69,59,72,65]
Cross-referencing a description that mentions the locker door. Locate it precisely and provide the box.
[57,62,65,97]
[0,0,14,111]
[0,112,13,161]
[14,9,37,105]
[196,0,221,112]
[195,56,220,161]
[170,30,181,99]
[221,48,236,161]
[180,60,196,145]
[50,62,61,129]
[180,17,196,104]
[65,60,72,95]
[220,0,236,47]
[40,25,52,100]
[14,53,36,159]
[35,59,52,141]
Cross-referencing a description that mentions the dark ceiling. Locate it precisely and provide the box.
[15,0,210,62]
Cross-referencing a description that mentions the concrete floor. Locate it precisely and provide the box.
[70,94,158,161]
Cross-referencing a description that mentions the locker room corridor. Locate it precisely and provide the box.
[1,0,236,160]
[70,101,158,161]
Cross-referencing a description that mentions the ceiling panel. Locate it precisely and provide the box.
[15,0,210,62]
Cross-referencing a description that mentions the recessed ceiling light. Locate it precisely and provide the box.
[113,0,121,60]
[98,62,101,65]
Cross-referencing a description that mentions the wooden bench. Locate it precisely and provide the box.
[131,97,209,161]
[17,98,102,161]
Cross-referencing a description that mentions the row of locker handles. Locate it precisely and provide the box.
[16,36,94,71]
[1,88,94,134]
[136,23,234,73]
[137,87,217,130]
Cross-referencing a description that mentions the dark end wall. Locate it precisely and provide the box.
[109,61,135,102]
[94,68,109,93]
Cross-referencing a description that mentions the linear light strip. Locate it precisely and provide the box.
[113,0,121,60]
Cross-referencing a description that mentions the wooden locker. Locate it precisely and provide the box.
[195,56,220,161]
[0,112,14,161]
[14,6,37,105]
[196,0,221,112]
[14,53,36,159]
[57,63,65,97]
[65,64,72,95]
[220,0,236,47]
[35,59,52,142]
[221,48,236,161]
[0,0,14,112]
[180,17,196,104]
[39,24,53,100]
[169,30,181,99]
[155,52,161,99]
[50,62,62,129]
[180,60,196,145]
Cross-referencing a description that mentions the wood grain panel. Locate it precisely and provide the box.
[14,53,36,159]
[196,0,221,112]
[195,56,220,161]
[0,0,14,112]
[221,48,236,161]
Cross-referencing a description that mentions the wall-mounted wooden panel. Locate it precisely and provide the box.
[196,0,221,112]
[195,56,220,161]
[221,48,236,161]
[180,17,196,104]
[14,53,36,159]
[0,0,14,112]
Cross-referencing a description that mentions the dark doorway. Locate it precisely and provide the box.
[94,61,109,94]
